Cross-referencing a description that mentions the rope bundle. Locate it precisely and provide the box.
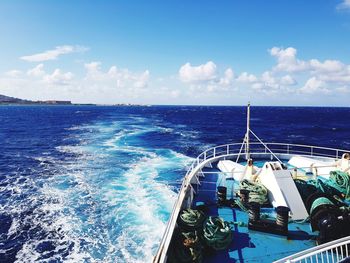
[239,179,268,205]
[310,197,334,215]
[173,209,233,262]
[203,216,232,251]
[178,209,206,231]
[307,178,341,197]
[168,231,203,263]
[329,171,350,200]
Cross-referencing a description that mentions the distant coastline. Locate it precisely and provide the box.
[0,94,145,106]
[0,94,74,105]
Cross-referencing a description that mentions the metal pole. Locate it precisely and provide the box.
[246,103,250,160]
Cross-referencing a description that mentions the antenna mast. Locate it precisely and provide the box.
[246,103,250,160]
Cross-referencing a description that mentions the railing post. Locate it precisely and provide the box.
[311,147,313,156]
[287,144,290,154]
[227,144,229,155]
[213,147,216,157]
[204,151,206,160]
[336,150,339,159]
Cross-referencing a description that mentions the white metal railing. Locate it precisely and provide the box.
[186,142,349,178]
[153,142,350,263]
[273,236,350,263]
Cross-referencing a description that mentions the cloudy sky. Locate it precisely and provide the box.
[0,0,350,106]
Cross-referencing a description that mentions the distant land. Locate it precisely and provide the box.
[0,94,74,105]
[0,94,145,106]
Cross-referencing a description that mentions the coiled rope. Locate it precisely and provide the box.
[239,179,268,205]
[169,231,203,263]
[310,197,334,215]
[329,171,350,200]
[307,178,341,197]
[178,209,206,231]
[203,216,232,251]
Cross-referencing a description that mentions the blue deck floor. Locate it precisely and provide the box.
[192,164,317,263]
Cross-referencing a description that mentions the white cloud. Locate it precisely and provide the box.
[179,47,350,100]
[170,90,180,98]
[219,68,234,86]
[252,82,264,91]
[2,45,350,105]
[265,46,350,95]
[237,72,257,83]
[84,61,103,80]
[241,72,297,95]
[179,61,216,82]
[178,63,240,93]
[310,59,345,73]
[84,61,150,89]
[5,70,22,77]
[280,75,297,85]
[319,73,350,83]
[261,71,279,89]
[269,47,309,72]
[20,45,89,62]
[0,61,152,104]
[270,47,349,78]
[337,0,350,10]
[43,69,74,85]
[27,64,45,77]
[310,62,350,84]
[336,86,350,93]
[85,61,101,73]
[134,70,150,88]
[300,77,330,94]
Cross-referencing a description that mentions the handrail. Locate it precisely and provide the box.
[273,236,350,263]
[153,142,350,263]
[184,142,348,178]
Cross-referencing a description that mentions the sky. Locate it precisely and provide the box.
[0,0,350,106]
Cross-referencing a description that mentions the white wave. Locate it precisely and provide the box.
[99,151,191,262]
[4,117,195,263]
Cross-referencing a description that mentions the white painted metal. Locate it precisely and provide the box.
[246,103,251,160]
[288,156,337,179]
[273,236,350,263]
[338,153,350,173]
[217,160,245,180]
[258,162,309,220]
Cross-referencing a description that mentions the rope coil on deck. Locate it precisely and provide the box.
[178,209,206,231]
[310,197,334,216]
[239,179,268,205]
[329,171,350,200]
[307,178,341,198]
[171,208,234,262]
[168,230,203,263]
[203,216,232,251]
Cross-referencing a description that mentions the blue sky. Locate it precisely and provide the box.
[0,0,350,105]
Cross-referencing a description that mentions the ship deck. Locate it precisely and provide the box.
[191,160,317,263]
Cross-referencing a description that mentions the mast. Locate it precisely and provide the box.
[246,103,250,160]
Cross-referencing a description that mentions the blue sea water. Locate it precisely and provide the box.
[0,105,349,263]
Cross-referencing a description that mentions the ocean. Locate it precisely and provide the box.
[0,105,349,263]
